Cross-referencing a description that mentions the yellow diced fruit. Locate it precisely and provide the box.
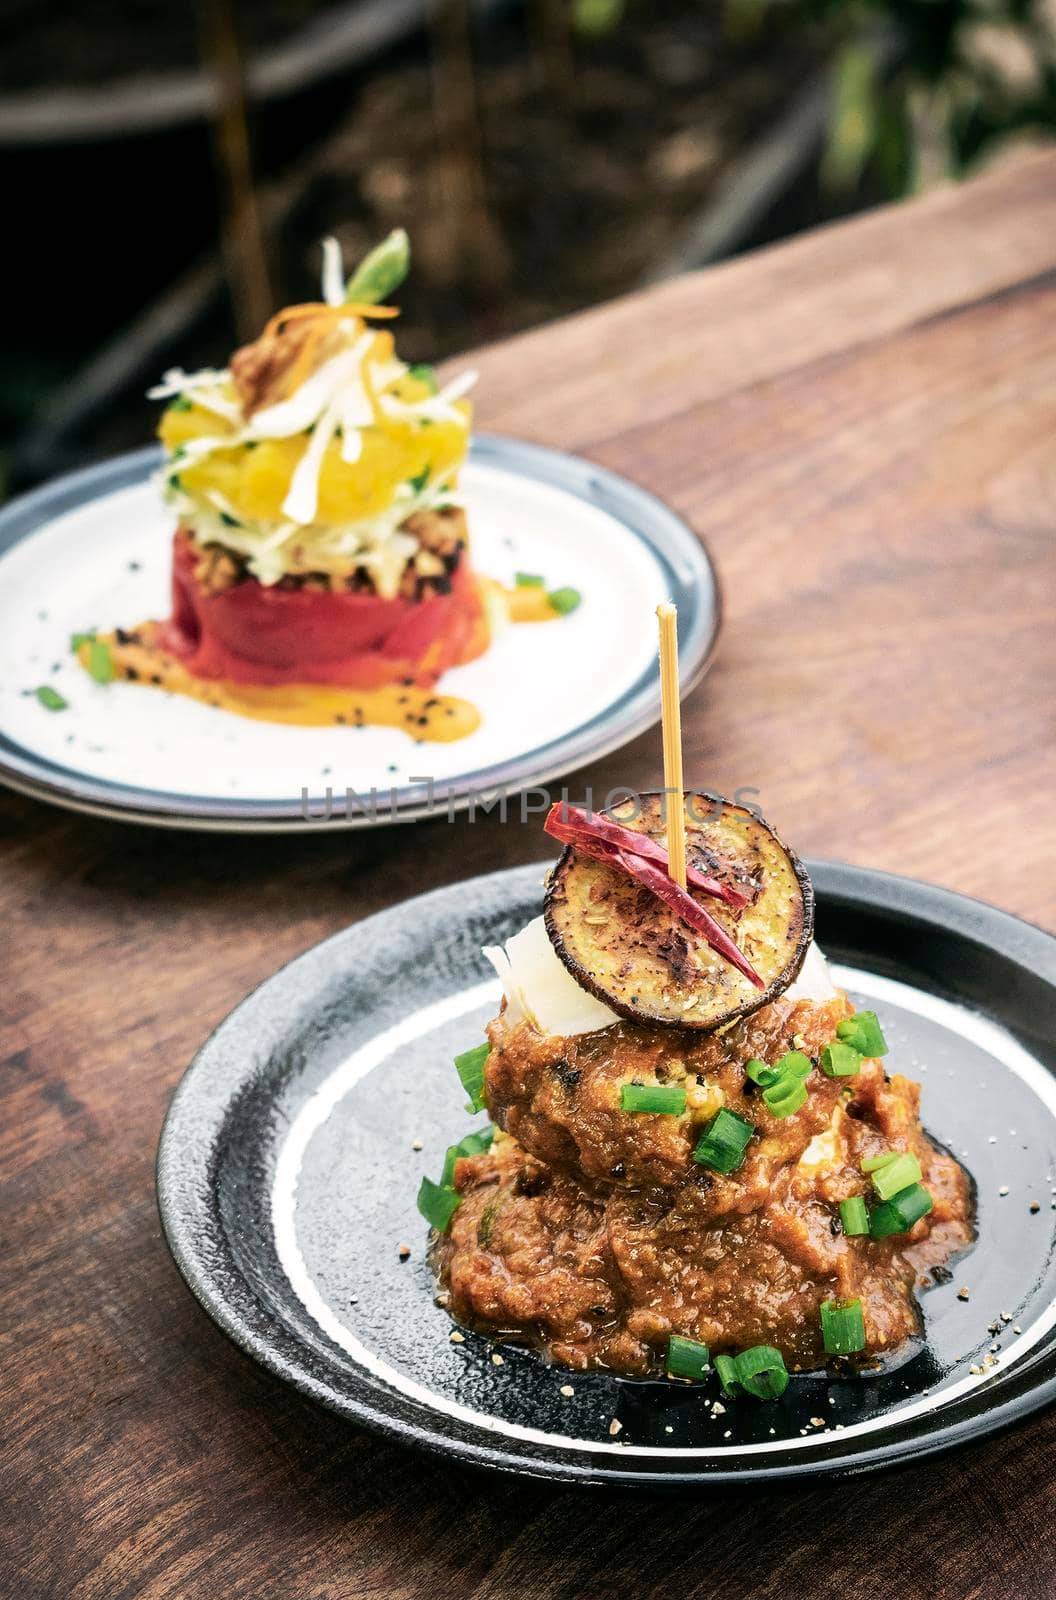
[158,399,238,451]
[168,390,470,526]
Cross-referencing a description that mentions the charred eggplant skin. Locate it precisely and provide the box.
[544,792,814,1032]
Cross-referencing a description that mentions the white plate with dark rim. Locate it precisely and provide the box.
[0,436,718,832]
[157,860,1056,1488]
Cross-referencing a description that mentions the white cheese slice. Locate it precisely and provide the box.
[483,926,839,1041]
[483,916,618,1038]
[783,941,838,1004]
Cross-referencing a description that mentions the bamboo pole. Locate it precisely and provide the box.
[656,603,687,889]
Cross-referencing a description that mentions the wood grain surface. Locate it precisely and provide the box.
[4,152,1056,1600]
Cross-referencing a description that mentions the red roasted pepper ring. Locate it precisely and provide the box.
[159,529,490,689]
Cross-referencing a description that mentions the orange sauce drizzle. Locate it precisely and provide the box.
[76,586,561,740]
[77,628,480,743]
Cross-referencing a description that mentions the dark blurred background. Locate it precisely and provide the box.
[4,0,1054,495]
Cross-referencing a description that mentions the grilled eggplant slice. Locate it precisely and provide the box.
[544,793,813,1031]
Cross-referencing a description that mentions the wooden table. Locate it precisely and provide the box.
[5,152,1056,1599]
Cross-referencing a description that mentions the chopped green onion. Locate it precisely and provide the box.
[219,511,242,528]
[454,1043,489,1113]
[408,363,439,393]
[820,1298,866,1355]
[773,1049,813,1079]
[548,587,582,616]
[407,466,430,495]
[837,1010,888,1057]
[345,227,410,304]
[416,1175,461,1232]
[70,631,95,652]
[762,1075,807,1118]
[167,396,193,413]
[839,1195,869,1235]
[515,571,545,588]
[693,1107,754,1174]
[666,1335,711,1381]
[869,1183,933,1238]
[820,1040,862,1078]
[35,685,67,711]
[861,1151,899,1173]
[714,1353,741,1395]
[167,473,182,493]
[869,1152,922,1201]
[734,1345,789,1399]
[745,1058,779,1087]
[87,639,114,685]
[620,1083,687,1115]
[441,1125,495,1186]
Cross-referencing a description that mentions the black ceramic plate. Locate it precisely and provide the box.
[157,862,1056,1487]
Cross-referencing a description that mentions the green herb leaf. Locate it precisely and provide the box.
[219,511,242,528]
[345,228,410,305]
[87,639,114,685]
[455,1043,489,1114]
[408,363,439,394]
[548,587,582,616]
[70,631,96,653]
[515,572,545,588]
[441,1125,495,1187]
[407,466,430,495]
[416,1176,461,1233]
[167,396,193,413]
[35,685,68,711]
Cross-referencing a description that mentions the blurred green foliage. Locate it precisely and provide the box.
[584,0,1056,192]
[734,0,1056,192]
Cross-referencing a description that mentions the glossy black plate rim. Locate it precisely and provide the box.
[0,437,720,832]
[156,861,1056,1487]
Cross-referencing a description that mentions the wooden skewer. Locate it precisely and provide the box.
[656,603,687,890]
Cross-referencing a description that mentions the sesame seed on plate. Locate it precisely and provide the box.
[560,1384,574,1397]
[609,1419,622,1436]
[449,1331,465,1344]
[492,1352,505,1366]
[412,1138,424,1151]
[397,1243,411,1260]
